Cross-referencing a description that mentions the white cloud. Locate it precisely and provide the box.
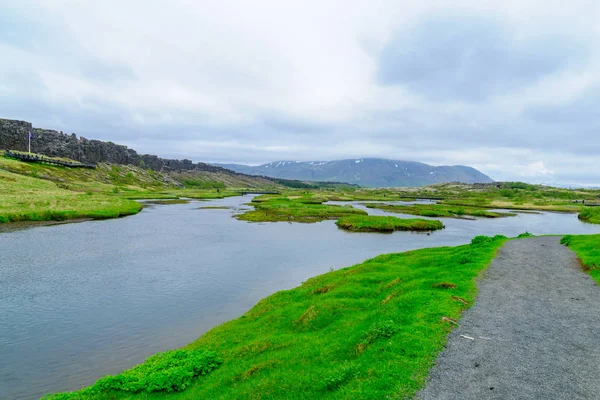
[1,0,600,184]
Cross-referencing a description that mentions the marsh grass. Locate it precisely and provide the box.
[336,215,444,232]
[46,237,507,400]
[365,203,517,219]
[236,197,367,222]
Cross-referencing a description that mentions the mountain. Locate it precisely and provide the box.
[214,158,493,187]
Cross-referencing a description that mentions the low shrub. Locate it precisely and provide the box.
[517,232,534,238]
[471,234,508,245]
[470,235,493,245]
[560,235,573,246]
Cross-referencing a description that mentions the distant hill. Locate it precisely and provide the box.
[214,158,493,187]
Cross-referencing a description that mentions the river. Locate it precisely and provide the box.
[1,195,599,399]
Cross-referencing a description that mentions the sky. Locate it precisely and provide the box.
[1,0,599,185]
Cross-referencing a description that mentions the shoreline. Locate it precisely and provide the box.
[0,218,94,233]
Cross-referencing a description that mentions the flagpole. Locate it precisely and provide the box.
[28,131,31,154]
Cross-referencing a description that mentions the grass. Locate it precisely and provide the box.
[560,234,600,284]
[577,208,600,224]
[48,350,222,399]
[0,168,143,223]
[46,236,507,400]
[365,203,517,219]
[0,151,271,224]
[144,199,191,205]
[336,215,444,233]
[236,197,367,223]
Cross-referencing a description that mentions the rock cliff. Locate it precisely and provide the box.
[0,118,224,173]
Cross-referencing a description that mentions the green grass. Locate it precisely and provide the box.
[0,152,259,224]
[560,234,600,283]
[336,215,444,233]
[577,208,600,224]
[0,168,143,223]
[48,350,222,399]
[236,197,367,223]
[365,203,517,219]
[46,236,507,400]
[144,199,191,205]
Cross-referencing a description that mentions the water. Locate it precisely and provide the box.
[1,196,599,399]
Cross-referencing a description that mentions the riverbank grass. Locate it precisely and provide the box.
[577,208,600,224]
[560,234,600,283]
[236,197,367,222]
[365,203,517,219]
[336,215,444,232]
[46,236,507,399]
[0,169,142,223]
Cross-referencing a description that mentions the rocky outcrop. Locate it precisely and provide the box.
[0,118,226,173]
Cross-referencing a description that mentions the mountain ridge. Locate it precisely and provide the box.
[213,158,493,187]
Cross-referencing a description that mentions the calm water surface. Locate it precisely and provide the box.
[1,195,599,399]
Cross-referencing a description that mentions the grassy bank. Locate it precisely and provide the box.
[365,203,517,219]
[0,151,274,224]
[0,168,143,223]
[46,236,507,400]
[236,196,367,223]
[577,208,600,224]
[560,234,600,284]
[336,215,444,233]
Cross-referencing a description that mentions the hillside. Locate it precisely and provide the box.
[214,158,493,187]
[0,118,298,189]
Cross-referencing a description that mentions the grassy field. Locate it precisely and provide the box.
[560,234,600,284]
[243,183,600,220]
[364,203,517,219]
[0,152,273,224]
[46,236,507,400]
[0,168,143,223]
[236,196,367,223]
[336,215,444,233]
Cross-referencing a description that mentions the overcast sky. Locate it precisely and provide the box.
[1,0,599,184]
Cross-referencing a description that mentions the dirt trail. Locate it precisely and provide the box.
[418,236,600,400]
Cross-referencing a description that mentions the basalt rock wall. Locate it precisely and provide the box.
[0,118,224,173]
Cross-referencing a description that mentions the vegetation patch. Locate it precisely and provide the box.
[0,168,143,224]
[46,237,507,399]
[336,215,444,232]
[236,197,366,223]
[471,235,508,245]
[560,234,600,284]
[517,231,534,238]
[365,203,517,219]
[46,349,221,399]
[144,199,190,205]
[578,208,600,224]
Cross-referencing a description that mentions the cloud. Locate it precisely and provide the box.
[377,13,586,102]
[521,161,554,177]
[1,0,600,185]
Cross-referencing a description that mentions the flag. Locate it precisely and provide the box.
[29,131,33,139]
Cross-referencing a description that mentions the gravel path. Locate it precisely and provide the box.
[418,236,600,400]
